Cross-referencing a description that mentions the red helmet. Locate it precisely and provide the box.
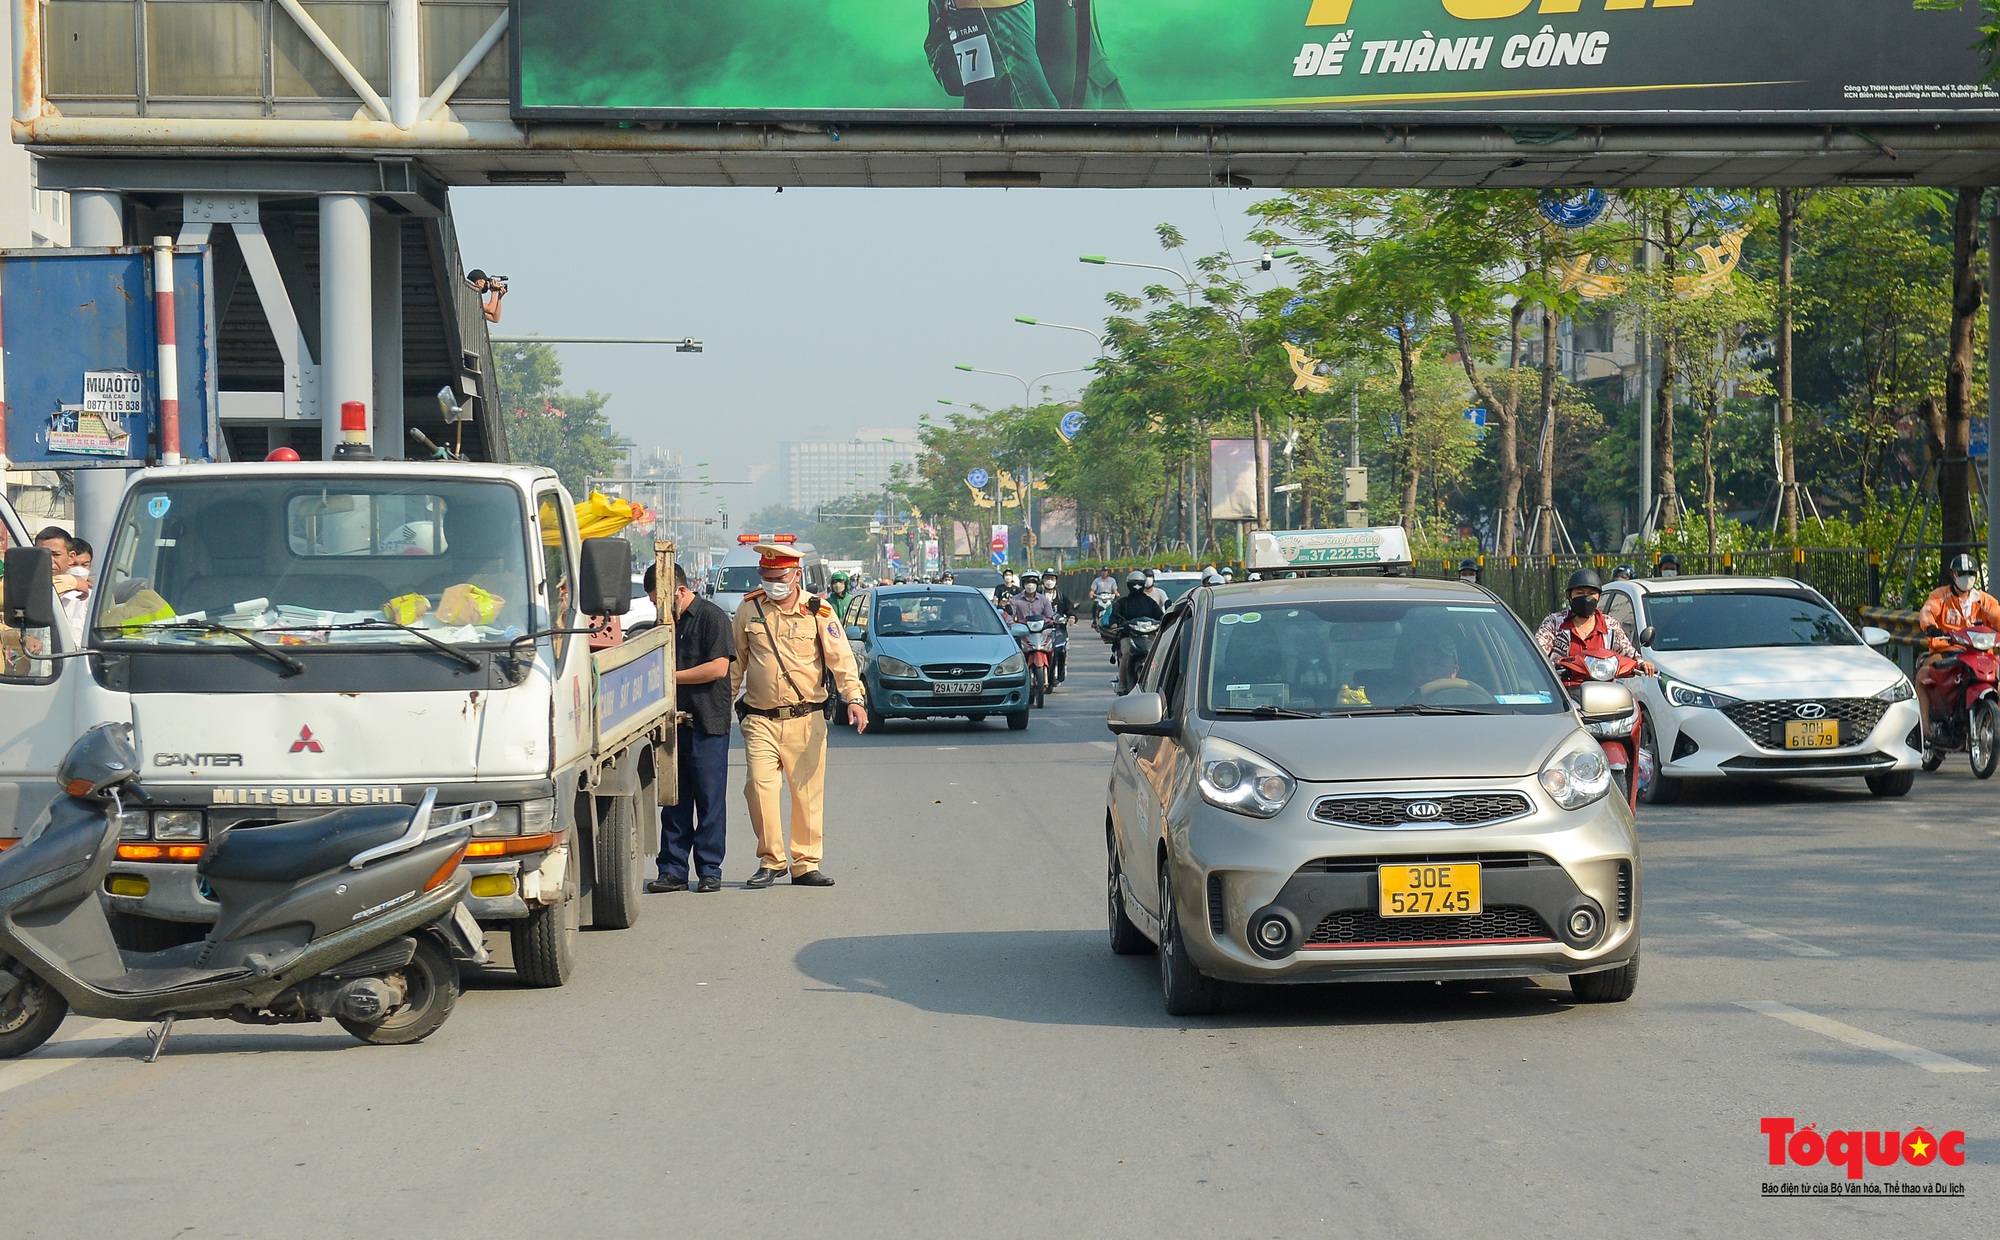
[265,446,302,462]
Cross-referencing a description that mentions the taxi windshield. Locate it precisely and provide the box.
[1202,600,1566,717]
[92,477,534,649]
[872,592,1007,637]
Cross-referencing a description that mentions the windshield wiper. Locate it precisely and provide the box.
[138,622,306,677]
[1212,705,1324,719]
[1318,705,1498,718]
[312,620,484,671]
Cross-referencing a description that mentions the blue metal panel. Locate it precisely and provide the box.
[1,246,216,467]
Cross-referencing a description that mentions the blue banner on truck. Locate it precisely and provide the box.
[1,246,217,467]
[597,642,670,740]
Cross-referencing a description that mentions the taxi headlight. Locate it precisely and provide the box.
[1198,737,1295,819]
[876,655,920,679]
[1874,679,1916,703]
[1539,732,1612,810]
[995,653,1026,676]
[152,810,206,841]
[1661,675,1738,710]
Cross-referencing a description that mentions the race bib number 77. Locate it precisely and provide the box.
[953,32,996,86]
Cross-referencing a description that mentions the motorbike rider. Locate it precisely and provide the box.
[996,569,1021,606]
[1611,564,1636,582]
[1143,569,1168,609]
[1039,571,1074,620]
[1916,552,2000,735]
[1457,558,1480,586]
[1106,569,1166,674]
[1535,569,1654,680]
[1655,553,1681,579]
[1004,574,1058,624]
[1089,565,1119,603]
[828,572,864,626]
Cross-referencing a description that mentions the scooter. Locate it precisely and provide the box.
[1110,616,1162,696]
[0,724,490,1061]
[1920,624,1999,779]
[1050,615,1070,685]
[1558,649,1645,811]
[1014,619,1056,709]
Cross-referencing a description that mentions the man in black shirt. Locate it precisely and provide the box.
[646,563,736,894]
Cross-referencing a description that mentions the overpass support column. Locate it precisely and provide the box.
[319,193,373,457]
[372,213,404,457]
[69,192,126,552]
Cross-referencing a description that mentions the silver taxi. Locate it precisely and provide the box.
[1103,530,1641,1015]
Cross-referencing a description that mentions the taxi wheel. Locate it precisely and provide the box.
[1106,829,1153,956]
[1159,859,1222,1016]
[1636,719,1679,805]
[1569,952,1639,1004]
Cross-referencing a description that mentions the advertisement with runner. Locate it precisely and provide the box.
[515,0,1999,119]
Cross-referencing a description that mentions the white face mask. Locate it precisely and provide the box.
[1660,568,1678,578]
[72,565,91,580]
[1023,582,1038,594]
[761,578,794,601]
[1954,574,1975,592]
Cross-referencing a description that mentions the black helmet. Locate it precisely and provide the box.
[1611,564,1635,580]
[1566,568,1602,593]
[1657,553,1680,567]
[1948,552,1977,576]
[59,723,142,803]
[1458,558,1479,572]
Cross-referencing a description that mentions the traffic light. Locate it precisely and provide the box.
[721,511,729,530]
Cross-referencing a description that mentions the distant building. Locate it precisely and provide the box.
[781,429,920,510]
[1,12,69,500]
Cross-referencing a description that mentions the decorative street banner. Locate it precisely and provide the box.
[1210,438,1270,523]
[515,1,1998,120]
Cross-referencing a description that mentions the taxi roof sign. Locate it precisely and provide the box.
[1249,527,1413,572]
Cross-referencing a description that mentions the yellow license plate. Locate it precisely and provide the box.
[1784,719,1840,749]
[1378,863,1482,918]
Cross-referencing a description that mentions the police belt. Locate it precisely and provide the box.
[736,699,827,720]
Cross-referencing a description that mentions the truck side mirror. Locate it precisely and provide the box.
[578,538,632,617]
[3,547,59,630]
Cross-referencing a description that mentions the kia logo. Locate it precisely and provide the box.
[1405,800,1444,820]
[1794,703,1828,720]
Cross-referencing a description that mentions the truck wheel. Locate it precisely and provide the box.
[0,963,67,1060]
[339,935,459,1046]
[591,794,645,930]
[511,852,579,988]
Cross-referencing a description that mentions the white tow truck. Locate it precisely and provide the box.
[0,462,674,987]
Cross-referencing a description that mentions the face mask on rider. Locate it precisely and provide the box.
[1955,573,1975,592]
[1569,593,1599,619]
[1023,581,1038,594]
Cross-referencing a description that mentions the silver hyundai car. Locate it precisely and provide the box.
[1103,542,1640,1016]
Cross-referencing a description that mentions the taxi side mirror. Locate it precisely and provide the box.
[578,538,632,617]
[1107,691,1175,736]
[1576,681,1635,722]
[3,547,59,630]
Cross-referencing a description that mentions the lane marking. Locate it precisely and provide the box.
[1697,912,1837,958]
[1736,1001,1987,1074]
[1087,740,1115,753]
[0,1018,147,1099]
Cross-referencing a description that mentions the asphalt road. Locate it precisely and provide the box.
[3,652,1996,1238]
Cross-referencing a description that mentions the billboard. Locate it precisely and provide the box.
[515,1,1998,121]
[1210,438,1270,523]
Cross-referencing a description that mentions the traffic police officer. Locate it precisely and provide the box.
[730,543,868,888]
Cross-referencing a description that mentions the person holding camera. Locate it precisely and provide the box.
[466,269,508,324]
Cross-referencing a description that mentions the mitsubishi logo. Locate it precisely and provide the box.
[1794,703,1828,720]
[1405,800,1444,821]
[290,726,325,754]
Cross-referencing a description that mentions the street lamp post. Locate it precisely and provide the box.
[1015,316,1103,347]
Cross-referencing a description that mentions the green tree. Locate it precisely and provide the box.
[496,342,627,499]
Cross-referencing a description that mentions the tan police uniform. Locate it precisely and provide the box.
[729,549,866,877]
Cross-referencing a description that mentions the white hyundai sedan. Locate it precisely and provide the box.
[1601,576,1922,802]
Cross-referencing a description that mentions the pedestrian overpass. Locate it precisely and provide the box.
[9,0,2000,562]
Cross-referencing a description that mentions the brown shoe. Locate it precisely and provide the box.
[791,869,836,887]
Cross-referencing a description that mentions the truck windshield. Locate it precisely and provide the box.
[92,477,535,649]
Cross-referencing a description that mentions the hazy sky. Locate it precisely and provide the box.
[451,187,1272,513]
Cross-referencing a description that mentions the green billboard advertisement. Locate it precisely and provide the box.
[514,1,1999,120]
